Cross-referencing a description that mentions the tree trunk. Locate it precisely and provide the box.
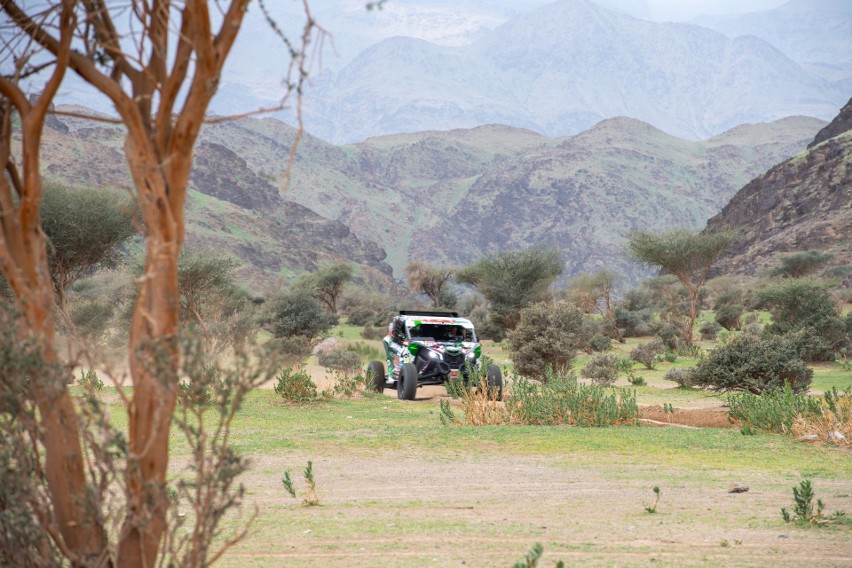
[117,138,183,567]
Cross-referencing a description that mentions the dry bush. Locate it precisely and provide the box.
[440,375,507,426]
[791,389,852,444]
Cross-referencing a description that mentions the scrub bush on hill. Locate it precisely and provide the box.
[755,277,848,361]
[317,348,361,373]
[691,333,813,394]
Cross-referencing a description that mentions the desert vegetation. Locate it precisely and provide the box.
[1,2,850,566]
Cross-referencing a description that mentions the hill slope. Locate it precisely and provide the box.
[704,98,852,277]
[38,109,824,285]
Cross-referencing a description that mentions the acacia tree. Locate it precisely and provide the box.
[627,229,735,346]
[566,269,622,341]
[405,260,453,308]
[298,262,353,314]
[456,247,564,338]
[1,1,317,565]
[41,180,137,309]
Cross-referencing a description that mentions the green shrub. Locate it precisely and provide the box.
[771,250,834,278]
[508,301,591,382]
[273,368,317,403]
[691,333,813,394]
[630,338,665,370]
[662,351,677,363]
[714,302,743,331]
[664,367,693,388]
[756,277,846,361]
[699,320,722,341]
[79,369,104,391]
[580,353,620,386]
[68,298,115,339]
[269,289,337,341]
[360,325,385,340]
[265,335,312,365]
[589,333,612,352]
[726,384,823,435]
[507,373,638,426]
[317,349,361,373]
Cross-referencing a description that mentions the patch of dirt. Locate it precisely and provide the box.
[640,405,733,429]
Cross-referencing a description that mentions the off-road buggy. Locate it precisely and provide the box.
[366,311,503,401]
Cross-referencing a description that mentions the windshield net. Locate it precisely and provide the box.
[408,324,473,343]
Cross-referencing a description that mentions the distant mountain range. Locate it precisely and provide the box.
[693,0,852,85]
[704,98,852,278]
[298,0,845,143]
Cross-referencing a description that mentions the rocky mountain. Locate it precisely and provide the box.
[37,109,395,292]
[38,107,823,286]
[704,98,852,277]
[299,0,844,143]
[693,0,852,85]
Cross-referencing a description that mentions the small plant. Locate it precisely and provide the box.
[580,353,620,386]
[664,367,694,388]
[699,320,722,341]
[79,369,104,391]
[835,348,851,372]
[663,403,674,423]
[663,351,677,363]
[616,358,645,386]
[726,385,848,436]
[273,368,318,403]
[317,348,361,374]
[282,460,320,507]
[630,338,664,370]
[781,480,848,526]
[589,333,612,352]
[512,543,564,568]
[644,486,661,514]
[323,370,370,398]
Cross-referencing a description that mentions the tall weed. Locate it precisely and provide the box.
[727,385,850,441]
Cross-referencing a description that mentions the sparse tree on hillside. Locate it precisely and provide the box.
[405,260,453,308]
[627,229,735,346]
[566,269,622,341]
[298,262,353,314]
[456,247,564,339]
[41,180,137,308]
[0,2,317,565]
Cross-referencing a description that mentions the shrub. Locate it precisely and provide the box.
[714,302,744,331]
[317,349,361,373]
[507,373,638,426]
[727,384,825,435]
[662,351,677,363]
[589,333,612,352]
[756,277,846,361]
[265,335,312,365]
[744,322,762,335]
[699,321,722,341]
[691,333,813,394]
[68,298,115,340]
[653,322,681,351]
[508,301,591,381]
[580,353,620,386]
[360,325,385,340]
[630,338,665,370]
[273,368,317,403]
[269,289,337,341]
[664,367,694,388]
[771,250,834,278]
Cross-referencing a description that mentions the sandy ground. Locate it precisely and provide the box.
[221,443,852,567]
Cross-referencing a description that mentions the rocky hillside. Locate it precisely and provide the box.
[37,110,395,292]
[201,112,823,282]
[39,107,824,285]
[704,98,852,277]
[299,0,843,143]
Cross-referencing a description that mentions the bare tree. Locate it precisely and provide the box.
[1,1,317,565]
